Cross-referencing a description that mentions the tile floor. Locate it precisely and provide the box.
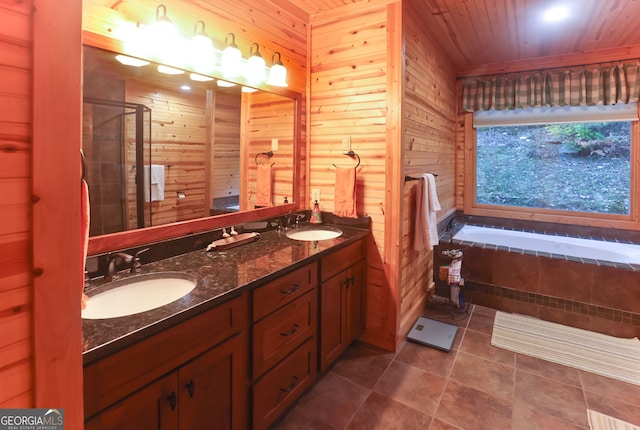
[271,303,640,430]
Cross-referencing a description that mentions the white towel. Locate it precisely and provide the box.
[143,164,165,202]
[413,173,441,251]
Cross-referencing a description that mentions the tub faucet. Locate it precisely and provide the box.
[105,252,134,282]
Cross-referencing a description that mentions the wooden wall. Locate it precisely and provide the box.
[309,0,399,349]
[242,91,296,209]
[398,0,458,340]
[125,81,209,227]
[212,88,241,203]
[0,0,33,407]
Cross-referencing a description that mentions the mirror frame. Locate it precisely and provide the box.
[84,31,302,255]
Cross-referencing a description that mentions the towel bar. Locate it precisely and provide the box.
[405,174,438,181]
[332,150,360,168]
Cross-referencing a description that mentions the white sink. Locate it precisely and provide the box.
[286,226,343,241]
[82,272,197,319]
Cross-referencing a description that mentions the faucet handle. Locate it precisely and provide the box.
[131,247,150,273]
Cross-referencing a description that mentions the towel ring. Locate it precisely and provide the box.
[80,149,86,182]
[255,150,274,166]
[332,150,360,168]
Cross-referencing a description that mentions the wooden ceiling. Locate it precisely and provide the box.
[290,0,640,75]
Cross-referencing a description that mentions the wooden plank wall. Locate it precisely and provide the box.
[399,0,458,339]
[243,92,296,209]
[0,0,34,407]
[212,88,241,202]
[124,81,209,227]
[310,1,397,349]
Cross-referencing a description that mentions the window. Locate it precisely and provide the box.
[475,122,631,214]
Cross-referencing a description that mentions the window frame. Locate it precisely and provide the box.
[462,110,640,230]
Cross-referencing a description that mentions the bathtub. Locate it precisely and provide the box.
[453,225,640,266]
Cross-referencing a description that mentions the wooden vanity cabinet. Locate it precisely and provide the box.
[251,262,318,430]
[319,240,366,371]
[84,294,249,430]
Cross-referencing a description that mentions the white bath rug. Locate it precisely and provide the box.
[491,311,640,386]
[588,409,640,430]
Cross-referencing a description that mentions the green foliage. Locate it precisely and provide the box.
[476,121,631,215]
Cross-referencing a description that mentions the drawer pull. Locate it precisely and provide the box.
[185,379,195,398]
[167,391,177,410]
[280,376,300,393]
[280,283,301,295]
[280,323,300,337]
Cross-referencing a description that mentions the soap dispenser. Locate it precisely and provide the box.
[310,200,323,224]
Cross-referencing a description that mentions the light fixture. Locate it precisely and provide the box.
[115,54,150,67]
[180,85,192,91]
[221,33,243,78]
[189,20,216,73]
[189,73,214,82]
[157,65,185,75]
[147,4,181,64]
[267,52,288,87]
[543,5,569,22]
[245,43,266,84]
[242,86,258,93]
[217,80,237,88]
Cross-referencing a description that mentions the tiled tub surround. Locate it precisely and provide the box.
[82,220,370,364]
[435,218,640,338]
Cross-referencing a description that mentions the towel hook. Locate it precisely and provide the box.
[332,150,360,168]
[255,150,274,166]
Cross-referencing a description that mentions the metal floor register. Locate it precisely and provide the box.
[407,316,458,352]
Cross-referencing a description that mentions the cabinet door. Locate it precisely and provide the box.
[85,373,179,430]
[320,271,346,371]
[178,333,248,430]
[346,259,365,343]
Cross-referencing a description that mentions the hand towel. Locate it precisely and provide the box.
[81,179,90,310]
[334,166,357,218]
[413,173,441,251]
[144,164,165,202]
[256,164,272,207]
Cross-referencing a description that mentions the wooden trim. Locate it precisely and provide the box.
[456,44,640,78]
[461,112,640,231]
[32,0,84,427]
[384,1,403,348]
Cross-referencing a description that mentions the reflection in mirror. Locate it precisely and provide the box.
[82,45,296,237]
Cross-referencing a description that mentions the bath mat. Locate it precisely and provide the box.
[491,311,640,386]
[588,409,640,430]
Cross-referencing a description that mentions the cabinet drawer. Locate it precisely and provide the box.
[253,338,317,430]
[253,289,317,378]
[321,240,364,281]
[253,262,317,321]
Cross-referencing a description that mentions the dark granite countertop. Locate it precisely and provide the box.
[82,223,369,364]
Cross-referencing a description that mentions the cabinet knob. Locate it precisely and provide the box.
[280,283,301,295]
[185,379,195,398]
[280,323,300,337]
[280,376,300,393]
[167,391,177,410]
[347,275,355,287]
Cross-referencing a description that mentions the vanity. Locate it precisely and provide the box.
[82,223,369,430]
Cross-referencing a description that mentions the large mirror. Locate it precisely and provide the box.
[83,44,299,242]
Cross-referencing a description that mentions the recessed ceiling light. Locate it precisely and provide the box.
[217,80,236,88]
[180,85,192,91]
[543,5,569,22]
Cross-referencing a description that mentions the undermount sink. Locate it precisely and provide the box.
[82,272,197,320]
[286,226,343,241]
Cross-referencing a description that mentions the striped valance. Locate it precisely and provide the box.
[461,62,640,112]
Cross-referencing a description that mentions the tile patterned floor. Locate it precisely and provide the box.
[271,303,640,430]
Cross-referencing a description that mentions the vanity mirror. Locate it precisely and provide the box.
[83,44,301,254]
